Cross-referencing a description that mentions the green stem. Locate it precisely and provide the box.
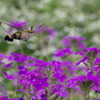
[21,91,30,99]
[47,68,52,100]
[90,59,95,75]
[20,41,24,54]
[28,85,32,100]
[47,75,51,100]
[97,92,98,99]
[82,62,91,70]
[83,90,90,100]
[15,74,19,93]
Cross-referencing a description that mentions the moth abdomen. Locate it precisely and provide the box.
[4,35,13,42]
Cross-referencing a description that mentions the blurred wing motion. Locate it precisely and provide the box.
[16,24,45,41]
[0,21,45,42]
[20,24,45,41]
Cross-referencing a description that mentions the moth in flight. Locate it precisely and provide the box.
[0,21,44,42]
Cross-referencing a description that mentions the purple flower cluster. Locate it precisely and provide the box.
[6,20,27,34]
[54,48,74,57]
[0,95,24,100]
[1,20,100,100]
[0,53,71,100]
[1,46,100,99]
[62,36,86,49]
[35,25,57,38]
[2,46,100,100]
[9,20,27,28]
[66,47,100,99]
[54,36,86,58]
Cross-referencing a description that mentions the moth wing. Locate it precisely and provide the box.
[19,31,35,41]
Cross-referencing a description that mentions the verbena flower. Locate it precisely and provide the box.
[36,89,45,99]
[0,53,69,99]
[54,48,74,57]
[35,25,57,38]
[67,72,100,93]
[61,61,77,76]
[76,47,99,65]
[94,57,100,66]
[51,84,69,99]
[6,20,27,34]
[76,47,99,58]
[18,95,24,100]
[4,62,13,69]
[31,96,37,100]
[0,95,23,100]
[18,66,28,75]
[9,20,27,28]
[62,36,86,49]
[4,71,15,80]
[9,53,28,63]
[4,71,18,86]
[0,95,7,100]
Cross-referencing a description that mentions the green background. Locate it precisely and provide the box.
[0,0,100,99]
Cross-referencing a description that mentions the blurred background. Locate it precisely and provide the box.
[0,0,100,58]
[0,0,100,100]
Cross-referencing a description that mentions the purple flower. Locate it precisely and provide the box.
[78,75,87,81]
[35,25,57,38]
[36,89,45,99]
[44,27,57,38]
[92,85,100,92]
[33,77,48,91]
[4,71,14,80]
[6,20,27,34]
[84,47,99,58]
[62,36,86,49]
[87,71,100,90]
[85,47,99,57]
[54,48,74,57]
[94,57,100,66]
[34,59,50,69]
[76,47,99,65]
[9,20,27,28]
[0,95,22,100]
[51,60,64,74]
[18,95,24,100]
[58,88,69,99]
[18,66,28,75]
[19,70,48,91]
[40,94,47,100]
[4,62,13,69]
[2,90,7,96]
[53,72,66,82]
[9,53,27,63]
[61,61,78,76]
[0,95,7,100]
[31,96,37,100]
[67,72,100,93]
[51,84,69,99]
[76,57,89,65]
[4,71,19,86]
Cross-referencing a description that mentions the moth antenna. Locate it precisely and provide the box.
[0,25,7,31]
[31,26,33,30]
[0,22,1,26]
[0,21,7,31]
[4,22,23,31]
[0,21,23,31]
